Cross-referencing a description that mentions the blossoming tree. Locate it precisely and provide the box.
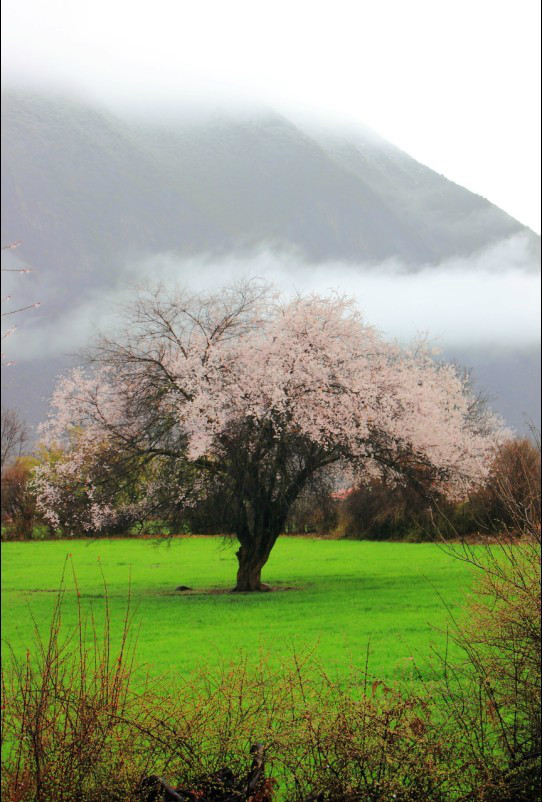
[35,282,507,591]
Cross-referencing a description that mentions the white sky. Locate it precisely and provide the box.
[1,0,541,233]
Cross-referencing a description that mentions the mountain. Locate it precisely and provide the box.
[2,90,537,284]
[1,88,540,434]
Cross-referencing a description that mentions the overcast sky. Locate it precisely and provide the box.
[2,0,540,233]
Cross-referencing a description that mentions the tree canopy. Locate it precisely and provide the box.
[35,282,508,590]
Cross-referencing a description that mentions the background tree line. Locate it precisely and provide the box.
[2,404,539,545]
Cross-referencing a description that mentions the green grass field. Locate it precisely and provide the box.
[1,536,476,685]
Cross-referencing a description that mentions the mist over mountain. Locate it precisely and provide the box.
[2,90,537,281]
[1,88,540,435]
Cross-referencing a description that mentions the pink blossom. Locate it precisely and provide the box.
[35,286,510,532]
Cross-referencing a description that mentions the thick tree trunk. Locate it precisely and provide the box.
[233,538,276,592]
[231,476,307,591]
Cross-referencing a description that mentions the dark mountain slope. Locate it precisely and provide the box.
[129,113,435,262]
[319,129,535,259]
[1,92,228,299]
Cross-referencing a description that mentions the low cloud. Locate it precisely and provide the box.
[5,234,540,363]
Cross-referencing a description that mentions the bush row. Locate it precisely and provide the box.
[2,438,540,543]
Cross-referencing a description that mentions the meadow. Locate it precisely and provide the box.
[1,535,476,685]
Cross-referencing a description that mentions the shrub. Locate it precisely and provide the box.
[1,567,154,801]
[0,588,458,801]
[340,479,438,541]
[431,432,541,801]
[285,485,339,535]
[473,436,541,535]
[1,457,39,540]
[340,436,541,543]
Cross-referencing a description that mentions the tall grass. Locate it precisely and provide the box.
[2,549,539,801]
[1,562,159,801]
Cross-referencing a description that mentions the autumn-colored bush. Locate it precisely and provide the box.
[471,436,541,535]
[1,457,39,540]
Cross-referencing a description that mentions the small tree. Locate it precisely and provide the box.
[1,407,28,471]
[35,282,507,590]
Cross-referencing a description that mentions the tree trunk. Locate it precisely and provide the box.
[232,480,305,591]
[233,539,275,592]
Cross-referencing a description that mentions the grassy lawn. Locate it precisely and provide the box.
[1,536,475,686]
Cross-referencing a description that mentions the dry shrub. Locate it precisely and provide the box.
[482,436,541,535]
[0,561,284,801]
[153,654,459,801]
[427,537,541,801]
[0,588,511,802]
[431,433,541,801]
[0,560,459,802]
[1,565,162,801]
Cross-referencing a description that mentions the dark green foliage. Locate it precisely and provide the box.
[341,436,541,543]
